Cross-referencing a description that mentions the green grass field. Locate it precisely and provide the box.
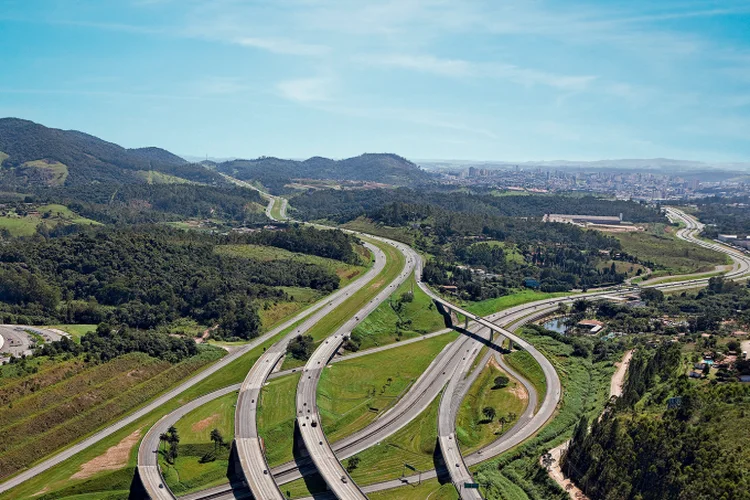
[472,240,525,264]
[348,392,440,485]
[369,479,459,500]
[0,349,223,483]
[616,226,728,275]
[257,286,325,331]
[257,373,300,467]
[351,274,446,349]
[20,160,69,186]
[270,197,285,220]
[160,391,237,494]
[456,360,528,454]
[0,204,99,237]
[214,244,366,288]
[465,290,570,318]
[47,324,97,341]
[318,332,457,442]
[470,328,616,500]
[504,350,546,408]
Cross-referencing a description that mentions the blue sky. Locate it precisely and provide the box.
[1,0,749,162]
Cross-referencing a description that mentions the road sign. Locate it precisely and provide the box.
[464,483,479,489]
[404,463,417,472]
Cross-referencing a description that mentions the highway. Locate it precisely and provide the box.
[295,239,418,499]
[174,207,750,500]
[234,242,387,500]
[138,241,387,499]
[4,187,747,500]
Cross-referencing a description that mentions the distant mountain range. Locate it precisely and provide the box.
[0,118,433,190]
[217,154,433,194]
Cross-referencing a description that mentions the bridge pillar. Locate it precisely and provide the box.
[464,316,469,329]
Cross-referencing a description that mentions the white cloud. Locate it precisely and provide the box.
[276,77,332,102]
[235,37,329,56]
[361,53,596,91]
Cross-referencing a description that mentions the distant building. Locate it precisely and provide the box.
[577,319,605,334]
[545,214,623,225]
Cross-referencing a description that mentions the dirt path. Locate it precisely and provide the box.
[610,349,634,398]
[542,350,634,499]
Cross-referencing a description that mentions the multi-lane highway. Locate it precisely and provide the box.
[138,241,387,499]
[5,187,749,500]
[295,240,418,499]
[235,242,387,500]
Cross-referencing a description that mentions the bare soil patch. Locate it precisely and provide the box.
[191,413,219,432]
[71,428,141,479]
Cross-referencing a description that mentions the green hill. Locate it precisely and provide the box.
[218,153,434,194]
[0,118,226,187]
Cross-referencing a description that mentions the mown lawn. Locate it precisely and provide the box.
[456,360,528,454]
[351,274,446,349]
[616,226,728,275]
[256,373,300,467]
[465,290,570,318]
[318,332,457,442]
[504,350,546,408]
[161,391,237,495]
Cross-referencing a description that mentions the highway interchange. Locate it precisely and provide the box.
[2,193,750,500]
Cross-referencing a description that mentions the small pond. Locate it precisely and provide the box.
[542,317,569,335]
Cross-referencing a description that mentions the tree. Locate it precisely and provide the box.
[287,334,314,361]
[492,374,510,389]
[166,426,180,464]
[210,428,224,451]
[482,406,496,422]
[159,432,169,451]
[728,340,741,352]
[498,415,508,431]
[346,456,360,473]
[541,451,555,471]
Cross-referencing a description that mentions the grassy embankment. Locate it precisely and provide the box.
[0,348,224,485]
[280,236,406,370]
[0,204,99,237]
[0,314,313,500]
[0,238,372,499]
[258,333,456,470]
[270,197,285,220]
[351,274,447,349]
[616,224,729,279]
[456,360,529,454]
[159,391,238,495]
[470,327,616,500]
[281,395,443,497]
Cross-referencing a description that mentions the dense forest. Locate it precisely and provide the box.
[290,188,664,223]
[24,183,268,225]
[694,196,750,237]
[561,281,750,500]
[0,225,358,337]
